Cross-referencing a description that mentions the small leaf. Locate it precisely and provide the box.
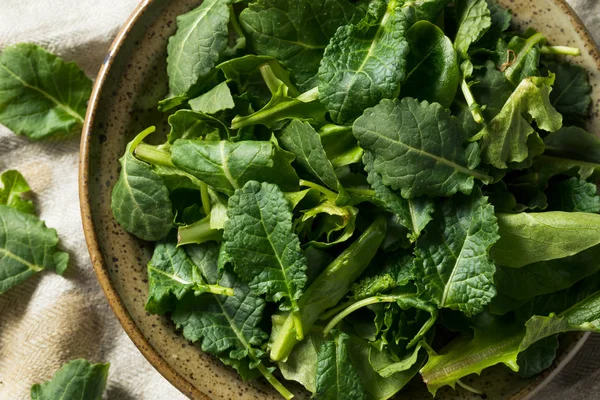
[167,109,228,143]
[188,81,235,114]
[30,359,109,400]
[454,0,491,58]
[0,43,91,140]
[0,169,34,214]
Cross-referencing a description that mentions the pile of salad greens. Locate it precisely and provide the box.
[110,0,600,398]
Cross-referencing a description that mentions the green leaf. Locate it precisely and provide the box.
[315,331,368,400]
[30,359,109,400]
[401,0,450,24]
[145,240,232,314]
[516,335,558,378]
[319,125,363,168]
[470,60,514,121]
[170,139,299,196]
[111,128,174,241]
[491,212,600,268]
[475,0,511,49]
[188,81,235,115]
[471,74,563,169]
[546,61,592,126]
[239,0,364,91]
[167,109,228,143]
[0,43,91,140]
[414,188,499,315]
[318,0,409,124]
[276,327,322,393]
[501,33,545,86]
[279,120,340,191]
[0,169,34,214]
[454,0,491,58]
[224,181,307,313]
[543,126,600,168]
[363,151,434,240]
[165,0,231,99]
[546,178,600,213]
[354,98,487,199]
[296,199,358,248]
[402,21,460,108]
[0,205,69,294]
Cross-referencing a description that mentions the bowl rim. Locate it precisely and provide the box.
[78,1,600,399]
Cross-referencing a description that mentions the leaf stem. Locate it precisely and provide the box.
[540,45,581,56]
[200,182,211,216]
[129,126,156,154]
[292,310,304,340]
[323,295,401,336]
[177,216,223,246]
[460,79,484,124]
[345,188,376,197]
[257,364,294,400]
[204,284,234,297]
[299,179,337,199]
[134,143,174,167]
[457,380,484,395]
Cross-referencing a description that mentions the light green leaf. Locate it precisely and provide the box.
[224,181,307,312]
[188,81,235,114]
[296,199,358,248]
[502,33,545,86]
[165,0,231,99]
[111,129,174,241]
[0,43,91,140]
[30,359,109,400]
[319,125,363,168]
[318,0,409,124]
[354,98,487,199]
[316,331,368,400]
[170,139,299,196]
[415,188,499,315]
[0,169,34,214]
[0,205,69,294]
[491,212,600,268]
[472,74,562,169]
[454,0,491,58]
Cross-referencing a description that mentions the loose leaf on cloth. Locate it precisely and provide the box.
[145,239,233,315]
[420,291,600,394]
[471,74,563,169]
[188,81,235,114]
[491,212,600,268]
[353,98,488,199]
[363,151,434,240]
[318,0,409,124]
[402,21,460,108]
[279,120,341,192]
[0,169,34,214]
[170,139,299,196]
[454,0,491,58]
[0,205,69,294]
[30,359,109,400]
[165,0,231,102]
[546,61,592,126]
[315,331,368,400]
[414,188,500,315]
[239,0,364,91]
[224,181,308,331]
[546,178,600,213]
[0,43,91,140]
[111,128,174,241]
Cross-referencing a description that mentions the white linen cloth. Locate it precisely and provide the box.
[0,1,598,399]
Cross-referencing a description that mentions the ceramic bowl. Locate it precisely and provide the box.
[79,1,600,399]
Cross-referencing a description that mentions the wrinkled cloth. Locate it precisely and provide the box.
[0,1,598,399]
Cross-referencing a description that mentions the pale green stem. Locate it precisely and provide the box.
[540,45,581,56]
[200,183,211,216]
[461,79,484,124]
[204,284,234,297]
[257,364,294,400]
[323,295,400,336]
[134,143,174,167]
[299,179,337,199]
[457,380,484,395]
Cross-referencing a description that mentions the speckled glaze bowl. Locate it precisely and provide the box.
[79,1,600,399]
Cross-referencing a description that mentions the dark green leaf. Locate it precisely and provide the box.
[354,98,487,199]
[454,0,491,58]
[401,0,450,24]
[167,109,228,143]
[516,335,559,378]
[30,359,109,400]
[546,177,600,213]
[0,169,34,214]
[471,60,514,121]
[318,0,409,123]
[0,43,91,140]
[543,126,600,166]
[546,61,592,126]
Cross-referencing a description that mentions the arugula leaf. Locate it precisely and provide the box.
[224,181,308,329]
[170,138,299,196]
[421,291,600,394]
[0,169,34,214]
[30,359,109,400]
[491,212,600,268]
[280,120,341,192]
[354,98,488,199]
[318,0,409,124]
[363,151,434,240]
[0,205,69,294]
[0,43,91,140]
[145,239,233,314]
[454,0,492,59]
[546,61,592,126]
[165,0,231,101]
[188,81,235,114]
[471,74,563,169]
[316,331,368,400]
[414,187,499,315]
[402,21,460,108]
[167,109,228,143]
[111,128,174,241]
[239,0,364,91]
[546,177,600,213]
